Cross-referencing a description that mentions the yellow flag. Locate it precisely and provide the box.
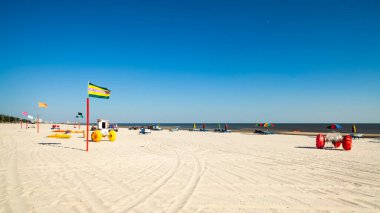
[38,102,48,108]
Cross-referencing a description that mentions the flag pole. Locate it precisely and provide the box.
[86,81,89,152]
[37,103,39,133]
[37,115,39,133]
[86,98,89,151]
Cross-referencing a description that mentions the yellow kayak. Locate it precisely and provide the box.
[47,134,72,139]
[52,130,84,133]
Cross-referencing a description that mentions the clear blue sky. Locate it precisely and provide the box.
[1,0,379,123]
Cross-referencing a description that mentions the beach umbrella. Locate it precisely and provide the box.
[256,123,274,127]
[193,123,196,129]
[326,124,342,129]
[352,124,357,133]
[225,123,228,131]
[263,123,275,127]
[202,123,206,129]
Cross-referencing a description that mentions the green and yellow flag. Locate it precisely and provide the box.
[88,83,111,99]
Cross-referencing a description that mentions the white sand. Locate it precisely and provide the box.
[1,123,379,212]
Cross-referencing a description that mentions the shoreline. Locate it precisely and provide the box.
[17,122,380,138]
[120,125,380,138]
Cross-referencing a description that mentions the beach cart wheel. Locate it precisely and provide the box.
[332,142,341,148]
[316,134,325,149]
[108,130,116,142]
[91,130,102,142]
[342,135,352,151]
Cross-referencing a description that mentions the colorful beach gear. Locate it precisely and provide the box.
[327,124,342,129]
[256,123,275,127]
[47,133,71,139]
[352,124,356,133]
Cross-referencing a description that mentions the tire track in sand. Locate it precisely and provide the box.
[120,142,182,212]
[3,136,31,212]
[37,144,111,212]
[166,143,202,213]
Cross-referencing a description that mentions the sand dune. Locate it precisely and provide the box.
[1,124,379,212]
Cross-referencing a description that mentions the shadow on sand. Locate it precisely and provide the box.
[39,142,86,151]
[295,146,344,151]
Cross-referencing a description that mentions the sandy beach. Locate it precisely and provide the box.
[1,123,379,212]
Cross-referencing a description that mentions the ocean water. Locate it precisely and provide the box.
[118,123,380,134]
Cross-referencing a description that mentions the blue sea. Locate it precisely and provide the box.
[117,123,380,134]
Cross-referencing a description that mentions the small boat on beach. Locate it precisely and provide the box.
[350,124,364,139]
[47,133,71,139]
